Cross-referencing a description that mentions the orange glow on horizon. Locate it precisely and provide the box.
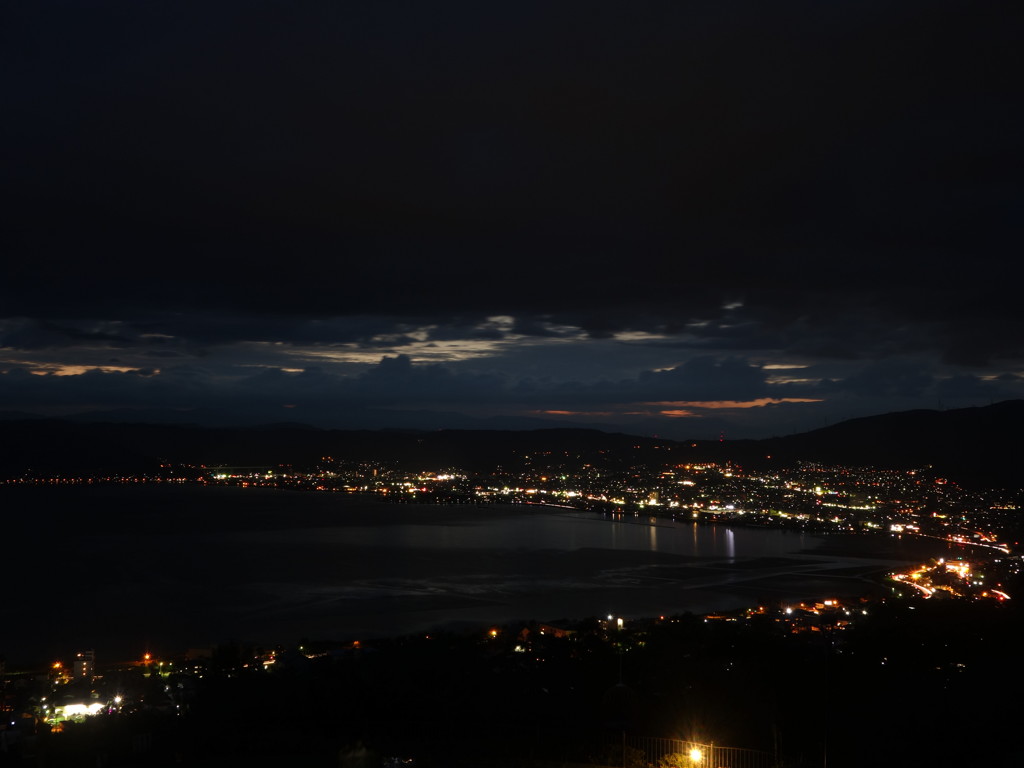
[538,397,821,419]
[27,364,156,377]
[645,397,823,410]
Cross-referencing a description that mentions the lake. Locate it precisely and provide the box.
[0,484,956,666]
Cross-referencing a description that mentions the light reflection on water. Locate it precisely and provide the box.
[3,486,944,663]
[248,509,812,560]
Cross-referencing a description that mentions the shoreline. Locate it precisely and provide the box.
[0,486,970,669]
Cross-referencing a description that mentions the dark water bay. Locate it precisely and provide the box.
[0,485,959,665]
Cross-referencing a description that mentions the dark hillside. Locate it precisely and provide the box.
[1,401,1021,488]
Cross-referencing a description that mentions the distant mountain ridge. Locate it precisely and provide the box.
[747,400,1024,488]
[0,401,1021,489]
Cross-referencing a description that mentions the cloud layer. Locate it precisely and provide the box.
[2,2,1022,436]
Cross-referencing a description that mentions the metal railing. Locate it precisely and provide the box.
[605,734,774,768]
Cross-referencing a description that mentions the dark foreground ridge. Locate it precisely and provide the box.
[2,599,1022,768]
[2,401,1023,489]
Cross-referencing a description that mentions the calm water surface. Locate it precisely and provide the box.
[0,485,954,664]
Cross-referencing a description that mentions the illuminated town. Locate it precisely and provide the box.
[202,452,1020,562]
[10,449,1017,551]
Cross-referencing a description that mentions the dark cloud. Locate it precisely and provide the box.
[0,319,137,350]
[822,360,935,399]
[5,3,1020,316]
[2,1,1021,434]
[934,373,1024,403]
[2,347,1022,438]
[628,357,769,402]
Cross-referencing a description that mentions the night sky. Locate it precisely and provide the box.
[3,1,1022,439]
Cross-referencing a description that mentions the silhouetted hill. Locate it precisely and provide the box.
[0,401,1021,488]
[0,421,674,477]
[709,400,1024,488]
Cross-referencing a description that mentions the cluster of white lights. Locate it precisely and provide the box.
[59,702,104,718]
